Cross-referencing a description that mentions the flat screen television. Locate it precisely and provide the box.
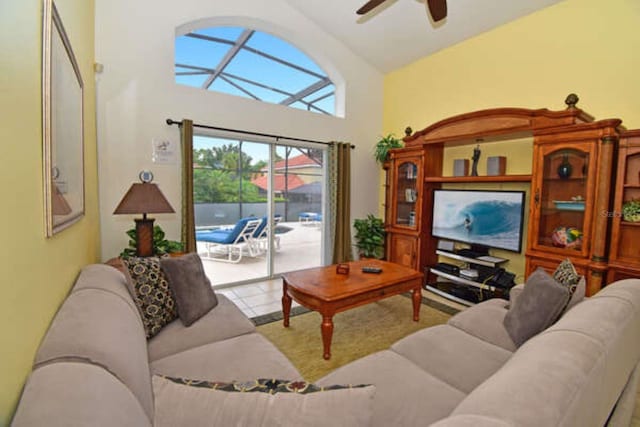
[431,189,526,253]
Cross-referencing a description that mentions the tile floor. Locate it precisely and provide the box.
[215,278,299,319]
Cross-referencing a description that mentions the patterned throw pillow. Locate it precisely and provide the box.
[553,258,580,290]
[159,376,370,394]
[553,258,585,313]
[123,257,178,338]
[152,375,375,427]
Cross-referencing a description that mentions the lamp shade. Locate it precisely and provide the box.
[52,181,72,215]
[113,182,175,215]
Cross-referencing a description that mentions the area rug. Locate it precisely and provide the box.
[257,295,454,382]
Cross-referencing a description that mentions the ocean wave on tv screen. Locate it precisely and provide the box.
[433,200,521,249]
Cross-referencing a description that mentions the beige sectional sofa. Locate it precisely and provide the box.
[11,264,640,426]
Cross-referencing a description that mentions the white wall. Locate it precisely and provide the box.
[95,0,384,259]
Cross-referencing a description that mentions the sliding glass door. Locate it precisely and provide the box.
[273,144,324,275]
[193,134,326,286]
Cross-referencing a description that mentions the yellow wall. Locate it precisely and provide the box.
[384,0,640,132]
[0,1,98,424]
[382,0,640,278]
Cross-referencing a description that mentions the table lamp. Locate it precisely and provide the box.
[113,171,175,256]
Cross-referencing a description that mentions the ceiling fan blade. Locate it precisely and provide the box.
[356,0,389,15]
[426,0,447,22]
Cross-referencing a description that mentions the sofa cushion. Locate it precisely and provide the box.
[123,256,178,338]
[451,279,640,427]
[316,350,466,427]
[160,253,218,326]
[151,332,300,381]
[429,414,513,427]
[391,324,512,394]
[503,268,569,346]
[147,294,255,362]
[78,263,142,324]
[35,286,153,417]
[12,362,151,427]
[450,330,610,427]
[34,288,153,420]
[152,375,375,427]
[447,299,516,352]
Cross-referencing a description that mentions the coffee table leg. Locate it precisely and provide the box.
[321,315,334,360]
[412,286,421,321]
[282,281,292,328]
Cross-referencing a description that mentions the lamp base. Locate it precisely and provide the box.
[135,218,155,257]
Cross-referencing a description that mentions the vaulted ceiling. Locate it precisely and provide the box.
[284,0,564,73]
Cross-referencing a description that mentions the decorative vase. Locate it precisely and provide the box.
[557,154,573,179]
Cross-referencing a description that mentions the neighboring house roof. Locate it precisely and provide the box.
[288,181,322,195]
[251,174,305,192]
[261,154,321,172]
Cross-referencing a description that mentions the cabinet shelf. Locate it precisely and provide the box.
[620,221,640,227]
[623,184,640,189]
[424,174,531,183]
[543,177,587,182]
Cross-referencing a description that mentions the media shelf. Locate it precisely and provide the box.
[426,250,510,305]
[435,250,507,268]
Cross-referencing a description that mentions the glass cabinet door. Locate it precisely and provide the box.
[394,161,419,229]
[534,147,591,254]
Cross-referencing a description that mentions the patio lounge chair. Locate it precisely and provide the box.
[298,212,320,225]
[196,217,262,263]
[255,215,282,252]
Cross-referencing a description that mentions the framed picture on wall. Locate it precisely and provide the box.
[42,0,85,236]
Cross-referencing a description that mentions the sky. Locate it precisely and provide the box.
[175,26,335,115]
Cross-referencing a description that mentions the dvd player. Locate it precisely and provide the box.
[459,268,479,279]
[434,262,460,275]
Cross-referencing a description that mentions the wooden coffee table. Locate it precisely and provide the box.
[282,259,423,360]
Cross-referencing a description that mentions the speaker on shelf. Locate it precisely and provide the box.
[487,156,506,176]
[453,159,469,177]
[437,239,455,252]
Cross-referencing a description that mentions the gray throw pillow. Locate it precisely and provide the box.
[504,268,570,347]
[160,253,218,326]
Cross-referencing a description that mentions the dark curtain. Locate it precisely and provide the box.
[180,119,196,253]
[329,142,352,263]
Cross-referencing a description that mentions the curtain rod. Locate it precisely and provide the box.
[166,118,354,149]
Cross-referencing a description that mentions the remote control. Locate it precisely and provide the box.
[362,266,383,274]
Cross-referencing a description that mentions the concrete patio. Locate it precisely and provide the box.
[198,220,324,287]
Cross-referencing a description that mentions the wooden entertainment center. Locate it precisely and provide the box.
[384,94,640,302]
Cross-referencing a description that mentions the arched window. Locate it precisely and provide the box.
[175,27,335,115]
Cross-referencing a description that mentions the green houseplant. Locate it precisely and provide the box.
[120,225,184,258]
[353,214,385,259]
[374,134,403,165]
[622,199,640,223]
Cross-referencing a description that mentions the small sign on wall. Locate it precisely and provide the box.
[152,138,177,164]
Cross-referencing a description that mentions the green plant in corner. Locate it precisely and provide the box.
[353,214,385,259]
[120,225,184,258]
[622,198,640,223]
[374,134,403,165]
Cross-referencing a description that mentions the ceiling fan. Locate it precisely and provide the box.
[356,0,447,22]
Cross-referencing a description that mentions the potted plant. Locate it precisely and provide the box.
[353,214,385,259]
[622,199,640,223]
[120,225,184,258]
[374,134,403,165]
